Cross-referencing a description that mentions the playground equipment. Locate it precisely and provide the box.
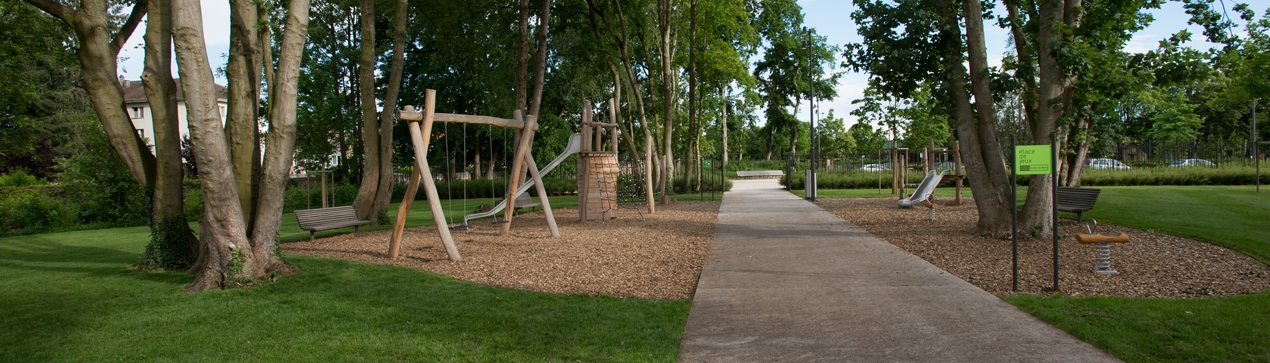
[387,89,560,261]
[891,138,964,205]
[1075,219,1131,275]
[577,99,621,221]
[899,170,949,208]
[461,133,582,226]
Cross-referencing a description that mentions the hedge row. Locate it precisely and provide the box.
[782,170,924,190]
[778,165,1268,189]
[1079,166,1267,186]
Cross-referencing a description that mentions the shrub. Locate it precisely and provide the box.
[282,184,360,212]
[783,169,924,189]
[184,187,203,221]
[0,192,77,231]
[55,119,148,226]
[0,170,42,187]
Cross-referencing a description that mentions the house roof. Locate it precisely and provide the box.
[121,79,228,104]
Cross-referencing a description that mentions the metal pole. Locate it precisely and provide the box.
[804,28,817,201]
[1011,135,1018,292]
[1052,132,1060,292]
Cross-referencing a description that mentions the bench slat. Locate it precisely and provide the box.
[1055,187,1100,221]
[294,206,370,240]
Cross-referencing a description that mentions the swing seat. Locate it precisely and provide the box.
[1075,233,1130,244]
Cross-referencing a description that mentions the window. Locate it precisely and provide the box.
[219,105,226,116]
[131,107,144,119]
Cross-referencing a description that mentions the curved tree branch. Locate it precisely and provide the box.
[22,0,72,23]
[112,1,149,55]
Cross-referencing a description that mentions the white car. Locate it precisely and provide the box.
[860,163,889,172]
[1169,159,1215,167]
[1085,158,1130,170]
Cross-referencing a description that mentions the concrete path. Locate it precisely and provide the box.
[678,179,1119,362]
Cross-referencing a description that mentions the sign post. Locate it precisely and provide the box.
[1012,141,1054,292]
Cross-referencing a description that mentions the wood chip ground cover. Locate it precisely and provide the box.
[283,201,719,300]
[816,197,1270,298]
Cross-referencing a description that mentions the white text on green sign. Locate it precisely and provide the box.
[1015,145,1052,175]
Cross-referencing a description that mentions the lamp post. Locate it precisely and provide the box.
[804,27,817,201]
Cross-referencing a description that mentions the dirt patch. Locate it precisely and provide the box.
[816,197,1270,298]
[283,201,720,300]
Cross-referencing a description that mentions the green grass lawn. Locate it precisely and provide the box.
[0,194,690,362]
[1081,186,1270,264]
[1004,186,1270,363]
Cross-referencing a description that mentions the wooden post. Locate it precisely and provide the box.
[922,148,930,175]
[320,167,328,208]
[609,99,618,155]
[579,103,591,221]
[581,101,592,152]
[526,153,560,237]
[927,138,937,172]
[645,132,655,214]
[890,146,898,195]
[954,140,963,205]
[388,160,422,258]
[388,91,461,261]
[502,111,537,236]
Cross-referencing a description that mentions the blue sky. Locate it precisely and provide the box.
[117,1,230,84]
[116,0,1226,128]
[797,0,1223,128]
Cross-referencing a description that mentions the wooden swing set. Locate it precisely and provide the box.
[387,89,561,261]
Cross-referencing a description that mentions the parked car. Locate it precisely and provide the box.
[1169,159,1216,167]
[1084,158,1130,170]
[860,163,889,172]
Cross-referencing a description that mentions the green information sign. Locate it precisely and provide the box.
[1015,145,1052,175]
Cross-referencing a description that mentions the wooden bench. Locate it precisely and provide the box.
[1055,186,1100,222]
[514,193,541,214]
[294,205,371,241]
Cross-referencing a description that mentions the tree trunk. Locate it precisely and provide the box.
[369,0,408,223]
[1004,0,1039,130]
[1021,0,1068,236]
[172,0,256,291]
[226,0,262,227]
[658,0,674,205]
[528,0,552,117]
[250,0,309,272]
[953,0,1013,236]
[21,0,198,267]
[1064,115,1090,186]
[351,0,381,221]
[585,0,653,212]
[140,0,197,269]
[608,62,639,158]
[24,0,155,187]
[174,0,308,291]
[685,0,697,193]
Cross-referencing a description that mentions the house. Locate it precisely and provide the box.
[121,77,228,145]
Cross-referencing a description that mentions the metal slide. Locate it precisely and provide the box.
[898,170,949,209]
[462,133,583,225]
